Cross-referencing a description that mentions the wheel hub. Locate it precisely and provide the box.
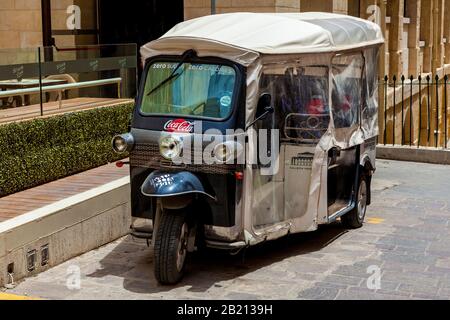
[176,222,189,272]
[357,180,367,220]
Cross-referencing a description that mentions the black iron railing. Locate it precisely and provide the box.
[380,74,449,149]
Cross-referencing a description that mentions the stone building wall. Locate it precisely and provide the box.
[0,0,43,49]
[0,0,96,50]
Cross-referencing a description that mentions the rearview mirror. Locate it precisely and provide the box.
[246,94,274,130]
[256,93,272,117]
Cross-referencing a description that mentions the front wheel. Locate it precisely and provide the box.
[154,210,189,284]
[341,174,368,229]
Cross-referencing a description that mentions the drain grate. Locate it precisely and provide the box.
[41,244,49,266]
[26,249,36,272]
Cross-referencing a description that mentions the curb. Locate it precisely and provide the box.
[0,176,131,288]
[376,145,450,165]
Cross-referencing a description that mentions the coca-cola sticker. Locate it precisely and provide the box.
[164,119,194,133]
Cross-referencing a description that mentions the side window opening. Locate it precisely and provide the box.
[258,65,329,143]
[331,53,364,129]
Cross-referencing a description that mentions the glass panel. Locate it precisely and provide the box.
[362,47,380,138]
[140,62,236,119]
[0,48,40,119]
[331,53,364,129]
[258,65,329,143]
[40,44,137,114]
[251,62,330,229]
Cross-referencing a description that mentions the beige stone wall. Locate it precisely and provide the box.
[184,0,350,18]
[184,0,290,19]
[0,0,42,49]
[0,0,95,50]
[183,0,450,147]
[49,0,76,47]
[300,0,333,12]
[332,0,348,14]
[182,0,449,79]
[52,0,97,47]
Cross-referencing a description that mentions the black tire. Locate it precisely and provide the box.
[341,174,368,229]
[154,210,189,284]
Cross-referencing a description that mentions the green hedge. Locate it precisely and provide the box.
[0,103,134,197]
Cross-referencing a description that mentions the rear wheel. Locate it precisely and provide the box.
[154,210,189,284]
[341,174,368,229]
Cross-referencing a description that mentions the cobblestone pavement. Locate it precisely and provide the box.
[5,160,450,300]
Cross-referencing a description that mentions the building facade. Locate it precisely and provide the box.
[2,0,449,79]
[185,0,450,148]
[1,0,449,147]
[186,0,450,79]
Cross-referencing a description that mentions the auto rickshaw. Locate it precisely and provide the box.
[112,12,384,284]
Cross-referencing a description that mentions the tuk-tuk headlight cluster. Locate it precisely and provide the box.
[213,141,243,163]
[112,133,134,153]
[159,135,183,160]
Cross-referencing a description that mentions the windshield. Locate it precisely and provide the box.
[140,61,237,119]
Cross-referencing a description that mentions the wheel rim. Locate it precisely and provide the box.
[357,180,367,221]
[176,222,189,272]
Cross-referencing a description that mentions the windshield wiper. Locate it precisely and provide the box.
[146,49,195,96]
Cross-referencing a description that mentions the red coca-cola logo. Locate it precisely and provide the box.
[164,119,194,133]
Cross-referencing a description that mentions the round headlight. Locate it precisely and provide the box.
[112,133,134,153]
[159,135,183,160]
[213,141,244,163]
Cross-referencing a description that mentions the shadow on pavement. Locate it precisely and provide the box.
[86,222,349,295]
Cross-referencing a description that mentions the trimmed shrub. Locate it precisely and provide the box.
[0,103,133,197]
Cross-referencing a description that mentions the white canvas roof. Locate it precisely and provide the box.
[143,12,383,58]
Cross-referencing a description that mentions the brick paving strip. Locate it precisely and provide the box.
[0,161,128,222]
[5,159,450,300]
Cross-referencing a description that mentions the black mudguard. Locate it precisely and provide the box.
[141,170,216,200]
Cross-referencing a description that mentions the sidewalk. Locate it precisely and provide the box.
[0,161,131,288]
[0,162,128,223]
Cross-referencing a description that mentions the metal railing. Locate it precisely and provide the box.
[0,78,122,109]
[380,74,449,149]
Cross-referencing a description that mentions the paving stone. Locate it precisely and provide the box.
[376,237,430,250]
[297,286,340,300]
[383,271,440,286]
[397,283,440,296]
[282,261,331,274]
[437,287,450,298]
[383,262,427,273]
[410,293,443,300]
[321,275,364,286]
[335,287,410,300]
[374,289,410,297]
[225,292,263,300]
[380,252,437,265]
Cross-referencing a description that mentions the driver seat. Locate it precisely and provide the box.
[203,98,221,118]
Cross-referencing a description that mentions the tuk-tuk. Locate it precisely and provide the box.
[112,12,384,284]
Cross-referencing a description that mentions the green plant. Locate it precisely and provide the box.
[0,103,133,197]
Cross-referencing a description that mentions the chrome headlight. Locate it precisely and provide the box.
[213,141,243,163]
[112,133,134,153]
[159,135,183,160]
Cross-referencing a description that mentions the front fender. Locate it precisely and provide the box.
[141,170,216,200]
